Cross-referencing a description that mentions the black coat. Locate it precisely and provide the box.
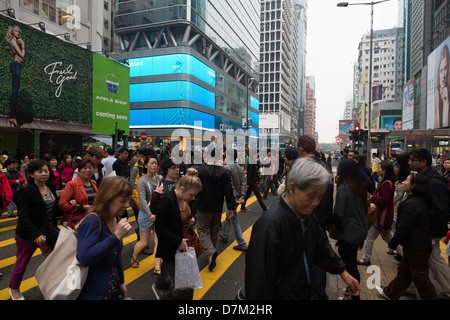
[360,167,375,194]
[245,195,346,300]
[389,194,432,251]
[423,168,449,238]
[311,156,334,228]
[16,182,61,248]
[155,190,193,263]
[193,164,235,213]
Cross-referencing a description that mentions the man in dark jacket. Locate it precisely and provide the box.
[112,147,130,179]
[297,135,334,299]
[241,151,268,211]
[245,157,360,299]
[409,149,450,299]
[193,150,235,271]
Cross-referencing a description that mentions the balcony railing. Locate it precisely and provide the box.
[20,0,71,29]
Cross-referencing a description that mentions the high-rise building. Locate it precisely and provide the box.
[103,0,119,53]
[304,76,315,137]
[296,0,307,138]
[111,0,260,147]
[259,0,299,145]
[343,100,352,120]
[357,27,404,128]
[358,28,404,103]
[0,0,105,51]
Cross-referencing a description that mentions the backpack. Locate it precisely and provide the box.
[35,213,101,300]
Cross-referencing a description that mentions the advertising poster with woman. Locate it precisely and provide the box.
[1,14,129,135]
[427,36,450,129]
[402,77,414,130]
[0,15,93,128]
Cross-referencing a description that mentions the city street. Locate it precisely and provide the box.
[1,175,448,302]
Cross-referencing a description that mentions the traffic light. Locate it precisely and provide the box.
[360,129,368,141]
[349,123,360,142]
[348,130,358,141]
[117,129,126,142]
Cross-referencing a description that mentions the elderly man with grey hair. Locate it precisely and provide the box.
[245,157,360,300]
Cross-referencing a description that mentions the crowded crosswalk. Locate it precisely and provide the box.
[0,195,265,301]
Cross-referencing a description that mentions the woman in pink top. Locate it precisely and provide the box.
[58,154,75,186]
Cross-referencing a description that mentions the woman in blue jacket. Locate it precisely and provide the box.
[76,176,132,300]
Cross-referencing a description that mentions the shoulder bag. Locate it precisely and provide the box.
[35,213,101,300]
[366,180,392,227]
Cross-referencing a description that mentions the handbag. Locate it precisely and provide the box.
[186,227,204,258]
[35,213,101,300]
[180,203,204,258]
[366,206,378,225]
[366,181,392,227]
[174,247,203,290]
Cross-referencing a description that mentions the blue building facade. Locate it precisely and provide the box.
[111,0,260,147]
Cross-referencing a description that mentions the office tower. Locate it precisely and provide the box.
[259,0,299,145]
[111,0,261,147]
[304,76,315,137]
[296,0,307,138]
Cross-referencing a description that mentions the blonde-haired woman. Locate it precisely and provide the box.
[5,25,25,128]
[152,168,202,300]
[76,176,133,300]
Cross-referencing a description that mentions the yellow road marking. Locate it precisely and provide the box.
[0,197,262,300]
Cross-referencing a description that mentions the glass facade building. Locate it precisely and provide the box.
[112,0,260,145]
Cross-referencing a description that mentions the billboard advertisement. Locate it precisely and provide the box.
[0,15,129,134]
[381,114,402,130]
[259,113,279,129]
[402,77,414,130]
[427,35,450,129]
[92,54,130,135]
[339,120,358,145]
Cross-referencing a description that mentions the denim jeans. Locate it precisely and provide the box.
[10,61,21,118]
[221,209,247,248]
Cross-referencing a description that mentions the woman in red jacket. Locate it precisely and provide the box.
[58,159,98,229]
[0,171,13,213]
[358,161,396,266]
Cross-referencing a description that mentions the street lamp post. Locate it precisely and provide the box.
[245,76,255,149]
[337,0,391,168]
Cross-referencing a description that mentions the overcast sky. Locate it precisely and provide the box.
[306,0,399,143]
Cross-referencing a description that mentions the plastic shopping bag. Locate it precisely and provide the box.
[174,247,203,290]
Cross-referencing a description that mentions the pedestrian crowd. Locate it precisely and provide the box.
[0,138,449,301]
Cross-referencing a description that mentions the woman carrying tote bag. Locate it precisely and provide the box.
[9,160,61,300]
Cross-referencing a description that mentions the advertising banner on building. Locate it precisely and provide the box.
[0,15,129,134]
[92,54,130,135]
[381,114,402,130]
[402,77,414,130]
[339,120,358,145]
[427,35,450,129]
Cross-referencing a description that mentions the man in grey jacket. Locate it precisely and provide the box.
[220,150,248,251]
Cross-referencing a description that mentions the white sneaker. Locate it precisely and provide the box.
[9,288,24,300]
[375,286,390,300]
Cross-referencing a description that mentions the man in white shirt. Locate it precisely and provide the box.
[102,148,116,175]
